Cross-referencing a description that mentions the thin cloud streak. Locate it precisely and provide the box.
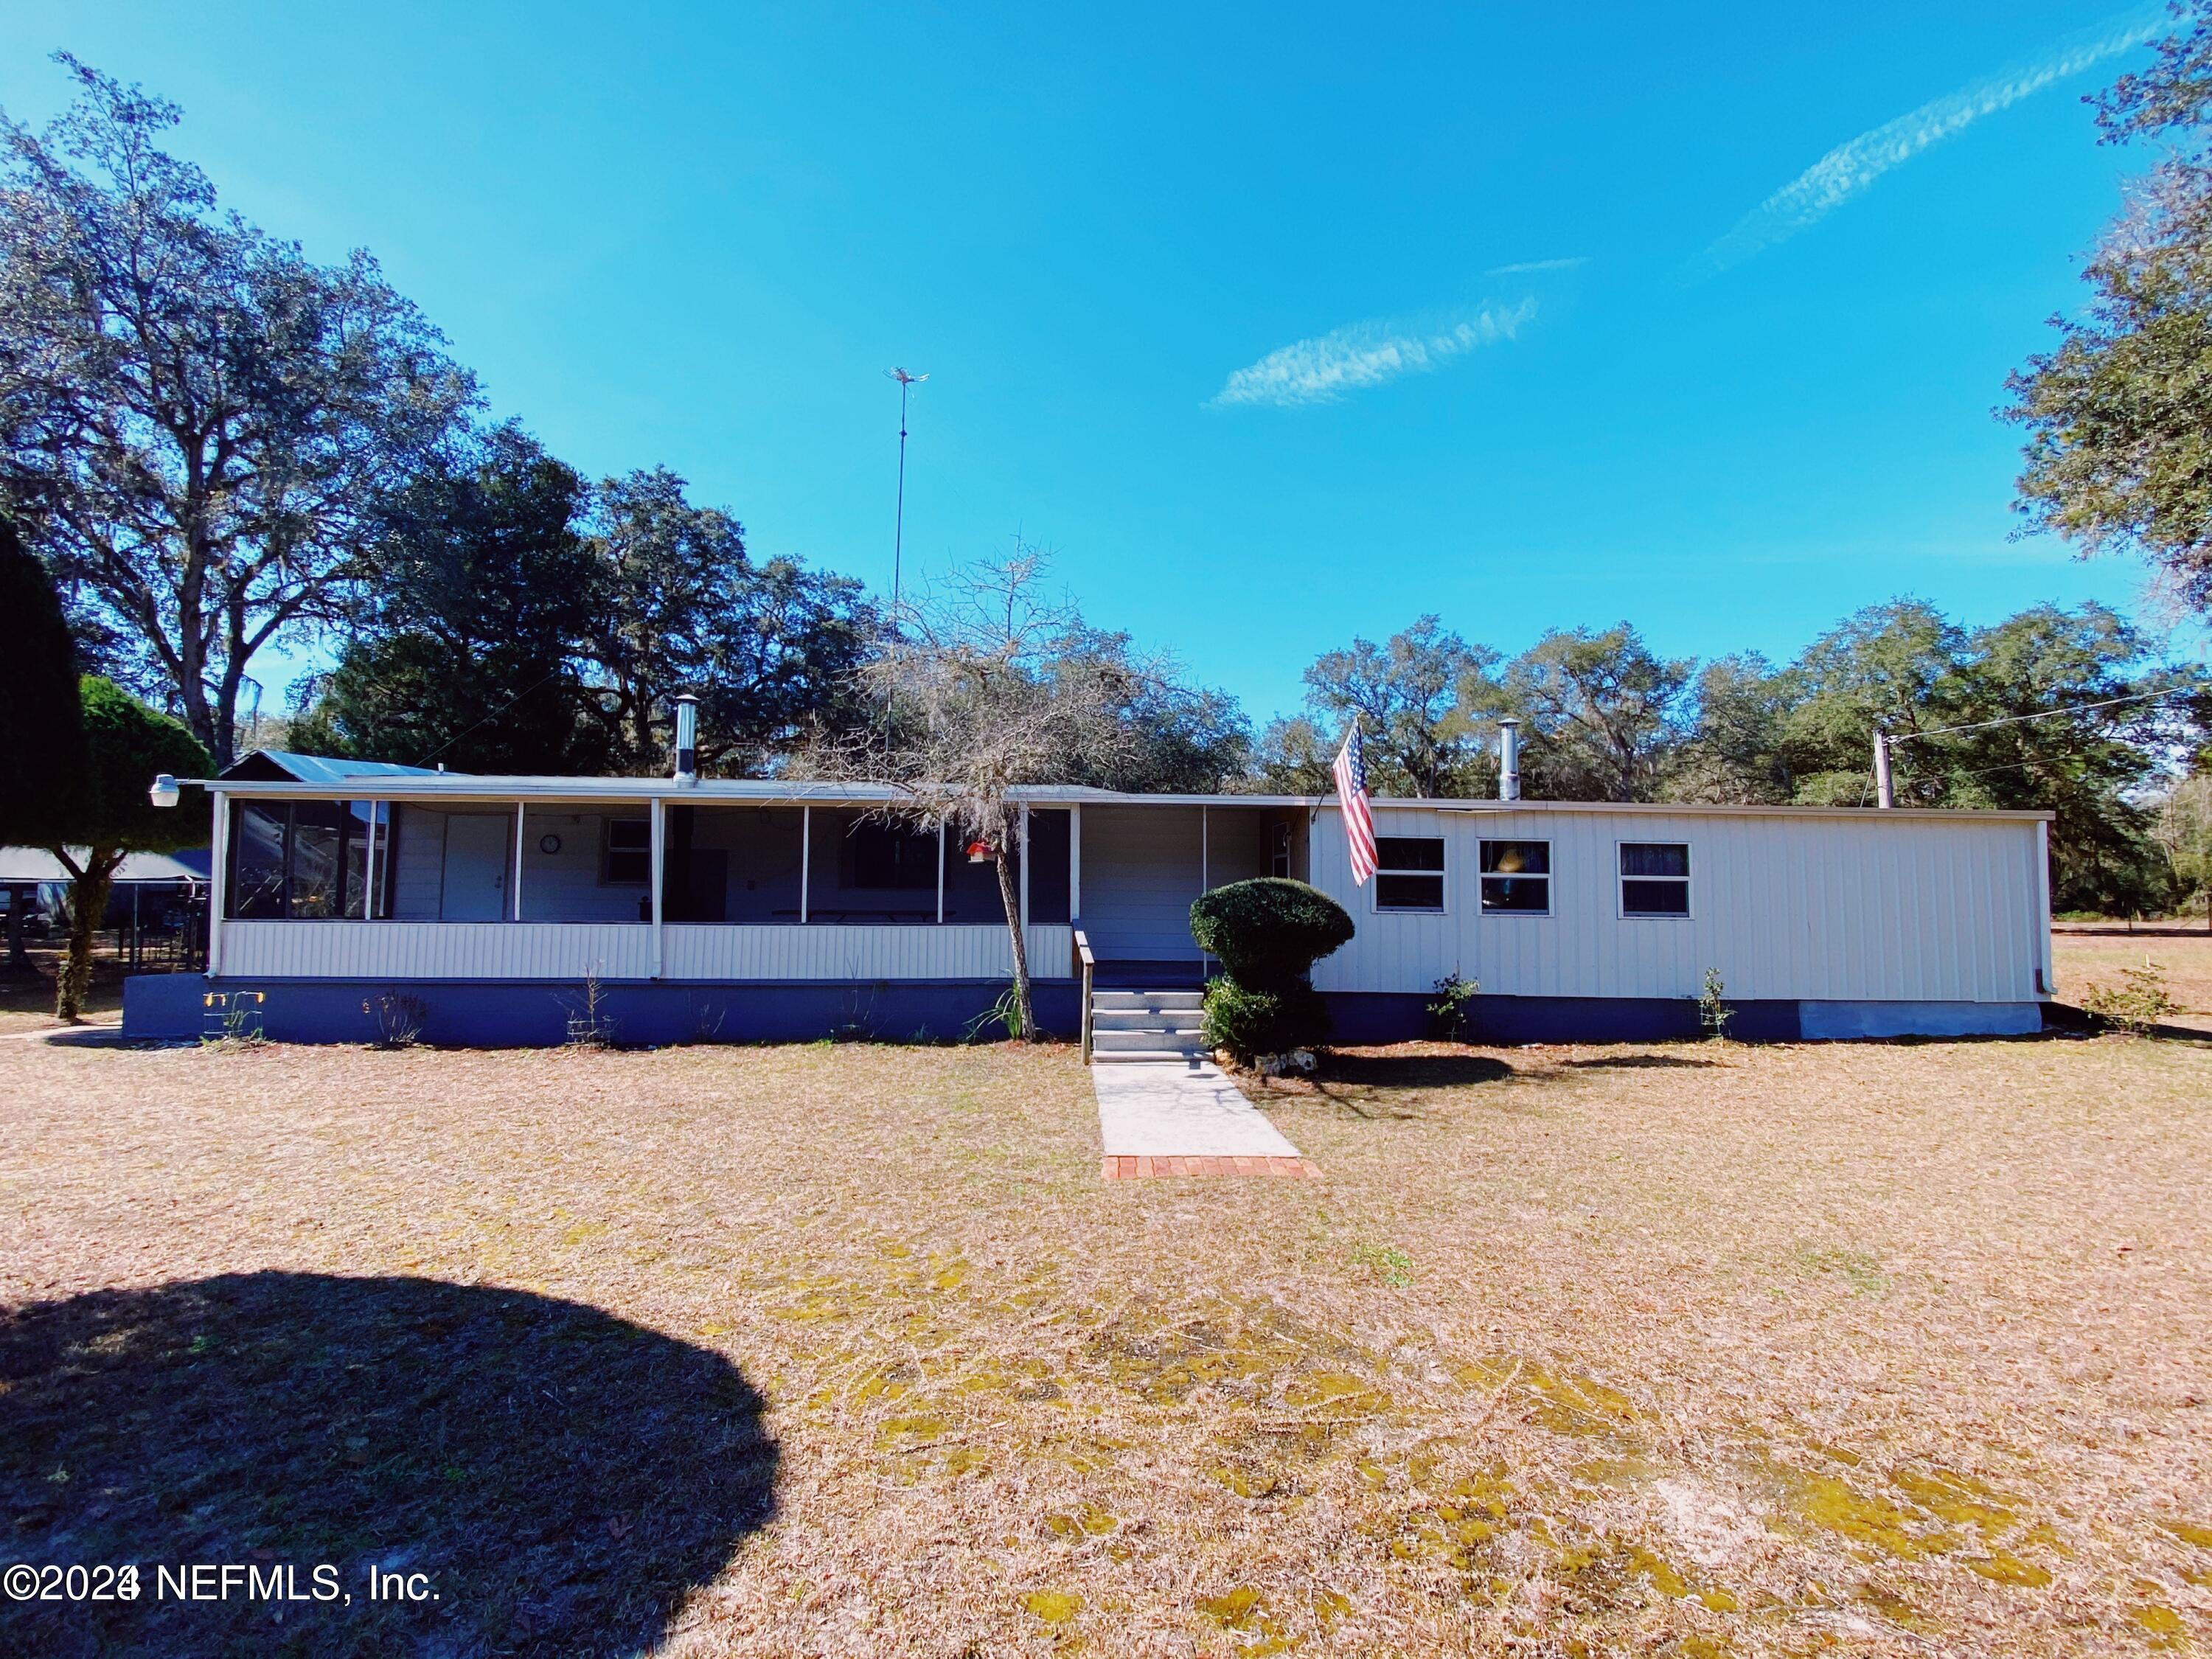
[1486,257,1588,274]
[1210,299,1538,408]
[1693,7,2162,277]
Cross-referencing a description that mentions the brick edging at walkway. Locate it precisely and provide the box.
[1101,1155,1318,1180]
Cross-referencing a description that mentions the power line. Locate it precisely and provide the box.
[409,667,563,768]
[1886,685,2199,744]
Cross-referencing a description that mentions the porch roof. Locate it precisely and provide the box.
[189,771,2052,822]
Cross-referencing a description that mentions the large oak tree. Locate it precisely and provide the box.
[0,57,476,767]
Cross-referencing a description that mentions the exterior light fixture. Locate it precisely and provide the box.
[149,773,181,809]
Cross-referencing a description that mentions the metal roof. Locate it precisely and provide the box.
[0,846,211,884]
[219,750,445,785]
[187,765,2053,821]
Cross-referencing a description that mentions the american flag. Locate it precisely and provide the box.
[1333,725,1377,886]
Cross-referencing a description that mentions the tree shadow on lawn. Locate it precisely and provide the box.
[0,1273,776,1658]
[1555,1052,1723,1071]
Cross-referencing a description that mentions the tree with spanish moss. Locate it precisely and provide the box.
[0,56,478,767]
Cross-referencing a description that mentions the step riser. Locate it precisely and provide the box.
[1091,1012,1205,1033]
[1093,1032,1208,1054]
[1091,992,1204,1012]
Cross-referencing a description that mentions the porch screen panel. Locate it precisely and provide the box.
[229,803,288,918]
[288,801,347,917]
[226,799,378,919]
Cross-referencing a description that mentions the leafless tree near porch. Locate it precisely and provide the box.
[805,543,1167,1039]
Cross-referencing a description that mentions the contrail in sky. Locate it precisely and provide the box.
[1691,7,2163,277]
[1486,257,1588,275]
[1210,299,1538,409]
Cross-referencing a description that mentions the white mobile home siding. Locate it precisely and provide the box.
[1307,804,2045,1004]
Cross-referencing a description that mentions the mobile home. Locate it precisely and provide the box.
[121,748,2053,1050]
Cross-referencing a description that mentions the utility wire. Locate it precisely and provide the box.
[1886,685,2197,743]
[409,667,565,768]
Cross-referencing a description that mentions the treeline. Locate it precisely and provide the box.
[1240,608,2211,916]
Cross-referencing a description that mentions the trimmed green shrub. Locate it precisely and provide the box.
[1189,878,1354,990]
[1202,977,1329,1062]
[1191,879,1352,1062]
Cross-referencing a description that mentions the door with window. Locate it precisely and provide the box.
[440,814,511,920]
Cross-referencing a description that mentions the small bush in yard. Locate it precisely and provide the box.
[2080,957,2183,1035]
[1203,977,1329,1061]
[1429,970,1478,1040]
[1698,967,1734,1041]
[364,991,428,1049]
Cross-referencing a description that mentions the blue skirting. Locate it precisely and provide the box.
[1321,992,1805,1045]
[124,974,2045,1048]
[125,975,1079,1047]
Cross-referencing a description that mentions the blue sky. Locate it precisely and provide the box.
[4,2,2197,724]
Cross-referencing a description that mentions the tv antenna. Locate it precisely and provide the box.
[885,367,927,612]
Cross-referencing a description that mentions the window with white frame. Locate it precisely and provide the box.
[1619,842,1690,917]
[1373,835,1445,912]
[1479,839,1550,913]
[603,818,651,886]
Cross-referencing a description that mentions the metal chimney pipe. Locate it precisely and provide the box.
[673,694,699,785]
[1498,718,1521,801]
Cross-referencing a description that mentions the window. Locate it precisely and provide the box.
[1373,835,1445,912]
[846,821,938,889]
[1479,840,1550,914]
[1619,842,1690,917]
[1270,822,1292,879]
[604,818,650,886]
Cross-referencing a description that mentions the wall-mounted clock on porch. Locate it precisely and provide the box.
[539,833,563,855]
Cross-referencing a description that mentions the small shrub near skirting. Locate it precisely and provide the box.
[2079,958,2183,1036]
[1203,978,1329,1065]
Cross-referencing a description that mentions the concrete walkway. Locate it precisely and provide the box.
[1091,1060,1314,1179]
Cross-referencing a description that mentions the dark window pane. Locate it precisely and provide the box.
[1620,842,1688,878]
[1375,872,1444,911]
[230,804,287,919]
[1481,875,1549,913]
[1480,840,1548,875]
[1375,836,1444,872]
[1621,879,1690,916]
[605,818,650,886]
[848,821,938,889]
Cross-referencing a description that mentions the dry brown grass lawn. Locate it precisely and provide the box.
[1,992,2208,1654]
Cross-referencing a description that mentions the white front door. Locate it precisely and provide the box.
[441,814,511,920]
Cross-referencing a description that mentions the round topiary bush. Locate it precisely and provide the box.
[1188,878,1354,991]
[1189,878,1354,1064]
[1201,977,1329,1062]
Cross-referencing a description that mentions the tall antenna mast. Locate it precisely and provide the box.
[885,367,928,613]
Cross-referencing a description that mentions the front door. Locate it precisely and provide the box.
[441,814,511,920]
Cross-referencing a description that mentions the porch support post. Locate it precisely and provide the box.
[360,800,375,923]
[936,820,945,924]
[1200,804,1209,969]
[512,802,526,922]
[207,790,229,976]
[1019,806,1030,937]
[1068,804,1082,922]
[799,805,811,925]
[649,796,664,978]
